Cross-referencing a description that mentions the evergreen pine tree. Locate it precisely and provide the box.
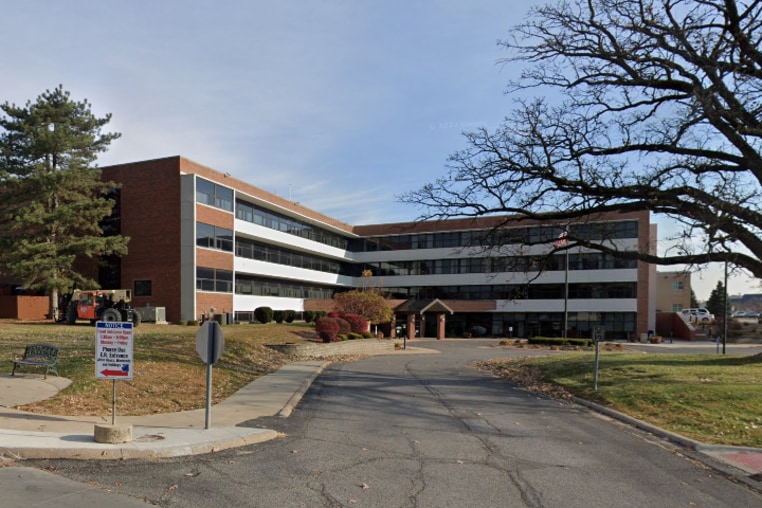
[0,86,127,318]
[706,281,729,319]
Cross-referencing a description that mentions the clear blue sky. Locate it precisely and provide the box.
[1,0,755,300]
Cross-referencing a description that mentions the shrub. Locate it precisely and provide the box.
[315,317,341,343]
[341,313,369,334]
[273,310,284,323]
[348,332,364,340]
[326,316,350,335]
[528,336,593,347]
[362,331,373,339]
[254,306,274,324]
[339,318,352,335]
[303,310,316,323]
[327,312,367,334]
[284,310,296,323]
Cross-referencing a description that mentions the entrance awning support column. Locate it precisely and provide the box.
[437,313,446,340]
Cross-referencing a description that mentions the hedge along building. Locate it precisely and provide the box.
[98,156,656,340]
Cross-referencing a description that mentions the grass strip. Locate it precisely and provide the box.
[479,351,762,447]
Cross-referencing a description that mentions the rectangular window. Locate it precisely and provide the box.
[134,280,152,297]
[215,186,233,212]
[672,281,684,290]
[196,267,215,292]
[196,178,215,207]
[196,267,233,293]
[236,201,254,222]
[216,228,233,252]
[196,222,233,252]
[196,222,215,249]
[215,270,233,292]
[196,177,233,212]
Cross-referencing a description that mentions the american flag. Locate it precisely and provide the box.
[555,231,568,248]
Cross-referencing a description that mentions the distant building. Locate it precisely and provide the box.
[69,156,655,339]
[730,293,762,313]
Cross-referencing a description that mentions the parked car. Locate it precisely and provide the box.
[680,308,715,322]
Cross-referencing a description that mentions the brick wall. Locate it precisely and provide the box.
[102,157,184,322]
[0,296,49,320]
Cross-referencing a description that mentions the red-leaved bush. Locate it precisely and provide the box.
[316,317,341,343]
[334,317,350,336]
[328,312,367,334]
[340,313,368,334]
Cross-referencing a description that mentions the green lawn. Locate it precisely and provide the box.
[0,321,314,416]
[480,351,762,447]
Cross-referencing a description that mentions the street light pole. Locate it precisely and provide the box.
[723,259,728,355]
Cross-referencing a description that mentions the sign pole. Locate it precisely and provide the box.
[112,380,117,425]
[205,321,215,429]
[592,326,604,391]
[196,320,225,430]
[196,321,225,429]
[593,340,600,391]
[205,363,213,429]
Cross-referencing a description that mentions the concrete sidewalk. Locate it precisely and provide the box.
[0,360,328,460]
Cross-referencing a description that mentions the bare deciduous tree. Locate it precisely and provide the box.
[402,0,762,277]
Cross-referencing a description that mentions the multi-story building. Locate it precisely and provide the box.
[655,271,692,313]
[98,156,655,340]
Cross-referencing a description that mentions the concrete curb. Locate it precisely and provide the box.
[0,427,279,461]
[571,396,702,449]
[277,361,330,417]
[572,396,762,493]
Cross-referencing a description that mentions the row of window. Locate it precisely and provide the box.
[380,282,637,300]
[236,237,348,274]
[235,275,336,299]
[499,311,635,332]
[360,252,637,277]
[197,267,636,301]
[197,176,638,258]
[199,224,638,277]
[197,175,350,250]
[235,200,349,249]
[353,220,639,252]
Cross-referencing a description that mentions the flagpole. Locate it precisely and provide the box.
[556,230,569,339]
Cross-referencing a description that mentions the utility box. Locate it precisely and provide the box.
[136,306,167,323]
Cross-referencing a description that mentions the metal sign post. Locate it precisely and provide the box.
[592,326,605,391]
[95,321,134,424]
[196,321,225,429]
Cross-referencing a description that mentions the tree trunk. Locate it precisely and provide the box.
[50,288,59,321]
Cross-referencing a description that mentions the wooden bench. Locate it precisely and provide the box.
[11,343,60,379]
